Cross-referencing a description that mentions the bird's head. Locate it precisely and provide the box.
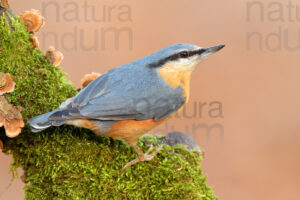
[148,43,225,72]
[145,44,225,91]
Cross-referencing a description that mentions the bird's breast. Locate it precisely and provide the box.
[157,64,192,102]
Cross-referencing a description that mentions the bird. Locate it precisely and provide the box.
[29,43,225,171]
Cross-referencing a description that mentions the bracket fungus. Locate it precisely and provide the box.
[0,96,24,138]
[29,35,39,49]
[80,72,101,88]
[45,46,64,67]
[0,0,9,10]
[0,73,24,138]
[0,72,15,95]
[19,9,44,33]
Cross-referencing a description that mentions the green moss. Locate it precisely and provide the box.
[0,14,76,121]
[0,13,217,200]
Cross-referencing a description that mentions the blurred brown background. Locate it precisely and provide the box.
[1,0,300,199]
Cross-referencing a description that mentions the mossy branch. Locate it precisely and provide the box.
[0,9,218,200]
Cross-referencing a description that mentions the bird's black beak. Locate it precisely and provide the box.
[198,44,225,58]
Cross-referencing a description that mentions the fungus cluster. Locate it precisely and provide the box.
[80,72,101,88]
[45,46,64,67]
[29,36,39,49]
[0,73,24,138]
[0,0,9,10]
[19,9,44,33]
[0,73,15,95]
[19,9,64,66]
[19,8,99,88]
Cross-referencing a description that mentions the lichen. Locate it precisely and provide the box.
[0,13,218,200]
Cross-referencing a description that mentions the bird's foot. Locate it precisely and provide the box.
[121,144,164,173]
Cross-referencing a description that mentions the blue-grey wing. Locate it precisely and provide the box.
[52,66,185,121]
[78,85,185,121]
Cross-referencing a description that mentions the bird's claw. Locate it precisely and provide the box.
[144,144,163,161]
[121,144,164,173]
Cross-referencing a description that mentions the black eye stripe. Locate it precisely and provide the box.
[179,49,205,57]
[148,49,204,68]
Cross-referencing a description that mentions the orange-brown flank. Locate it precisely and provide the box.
[67,118,167,146]
[106,118,166,146]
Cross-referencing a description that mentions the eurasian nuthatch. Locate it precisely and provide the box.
[29,43,225,171]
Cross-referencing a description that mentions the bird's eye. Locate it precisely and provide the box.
[179,51,189,58]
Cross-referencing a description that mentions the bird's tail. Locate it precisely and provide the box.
[29,109,66,132]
